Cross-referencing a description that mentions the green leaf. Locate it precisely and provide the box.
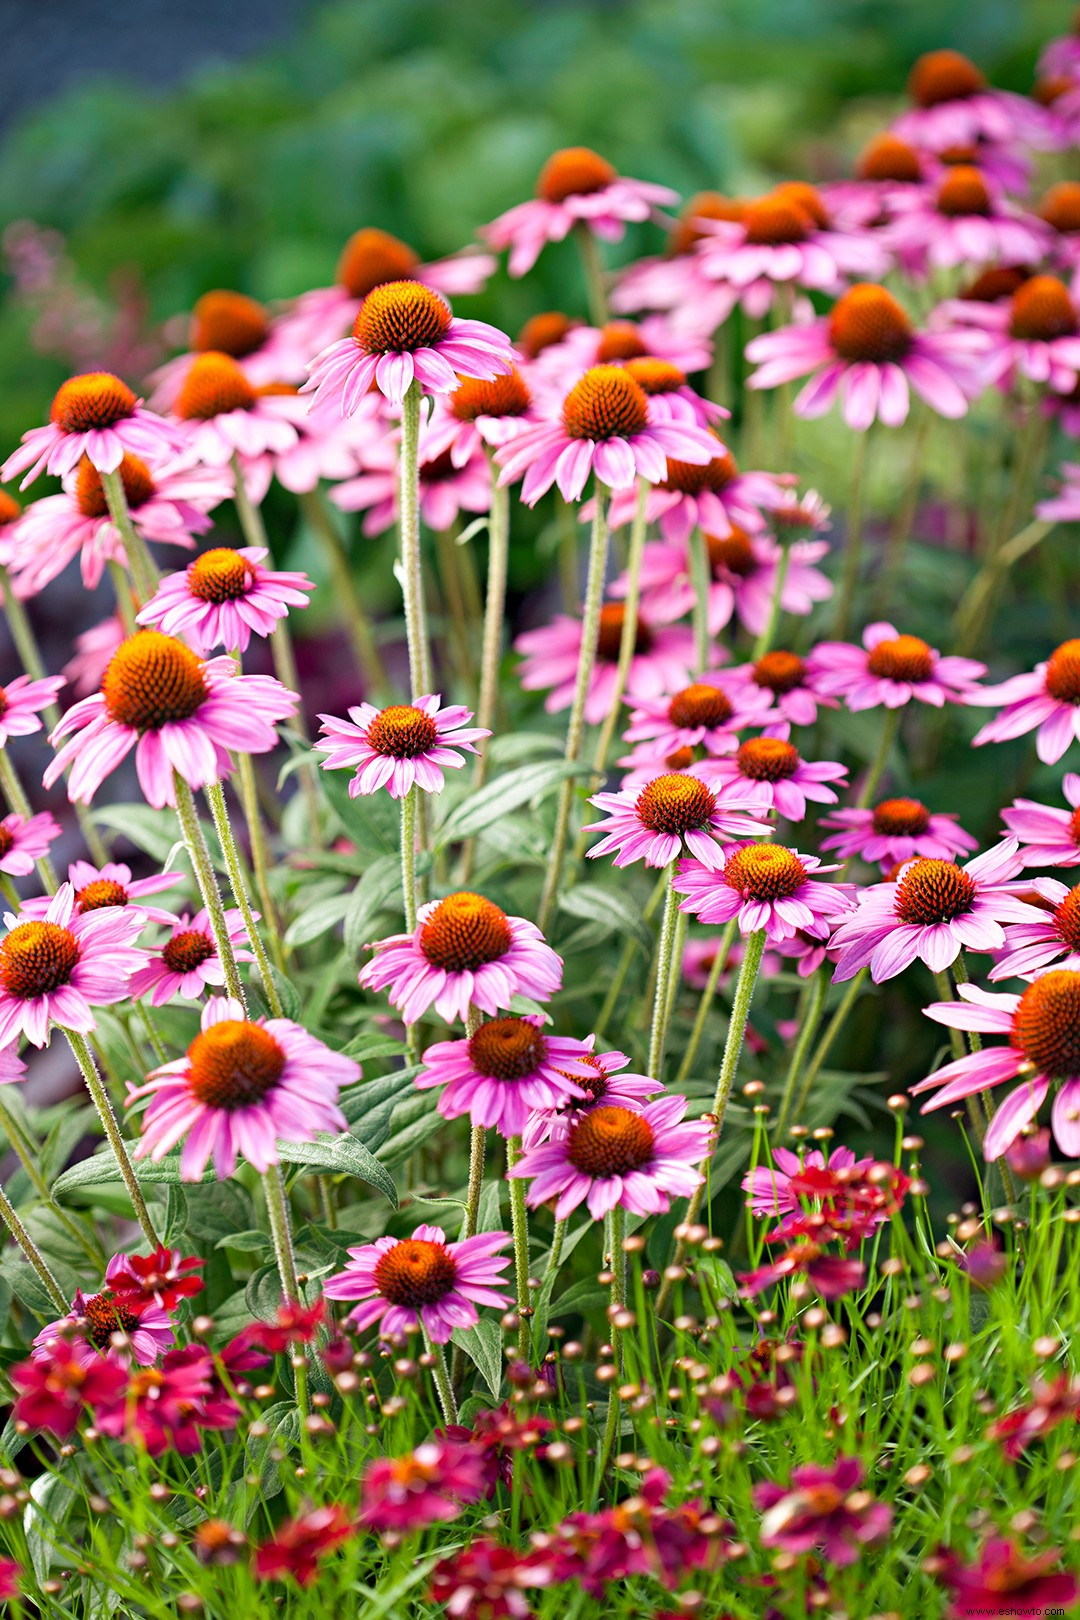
[91,804,222,868]
[215,1229,273,1255]
[340,1031,408,1061]
[558,883,653,947]
[53,1150,216,1193]
[320,770,400,858]
[450,1318,504,1400]
[435,759,586,845]
[282,890,352,948]
[343,855,402,957]
[25,1472,76,1584]
[277,1132,398,1203]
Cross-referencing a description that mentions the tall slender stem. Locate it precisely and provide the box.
[685,929,766,1227]
[399,381,432,698]
[646,864,682,1083]
[172,772,246,1008]
[595,868,668,1041]
[608,1202,627,1372]
[854,707,900,809]
[400,787,418,936]
[586,479,648,784]
[424,1330,459,1425]
[793,968,868,1123]
[574,223,609,326]
[204,779,281,1017]
[507,1134,531,1360]
[688,527,711,674]
[474,468,510,776]
[751,543,792,662]
[0,750,58,892]
[235,751,285,971]
[832,428,869,640]
[64,1027,159,1247]
[461,1008,486,1240]
[675,918,737,1086]
[0,1180,68,1313]
[537,485,610,933]
[108,558,138,634]
[100,469,159,603]
[262,1164,301,1304]
[298,488,388,695]
[774,964,828,1136]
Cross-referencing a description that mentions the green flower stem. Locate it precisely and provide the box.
[608,1203,627,1370]
[854,706,900,810]
[474,467,510,779]
[688,527,711,674]
[108,558,139,634]
[546,1216,568,1282]
[574,222,609,326]
[774,963,829,1136]
[461,1008,486,1240]
[204,779,282,1017]
[0,1179,68,1314]
[792,967,869,1124]
[0,1091,102,1268]
[507,1134,532,1360]
[136,1001,168,1065]
[555,496,580,613]
[537,484,610,933]
[0,749,58,892]
[832,426,869,640]
[400,786,418,936]
[424,1329,459,1426]
[751,541,792,662]
[64,1027,159,1248]
[433,520,477,689]
[595,868,668,1042]
[172,771,247,1008]
[586,479,648,787]
[235,751,285,972]
[675,918,738,1086]
[0,874,19,912]
[100,468,159,603]
[646,863,682,1084]
[262,1164,301,1304]
[399,381,433,698]
[298,488,388,697]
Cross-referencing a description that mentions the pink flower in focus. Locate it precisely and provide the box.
[33,1286,173,1368]
[0,811,61,877]
[169,352,300,464]
[621,674,774,758]
[674,844,852,943]
[521,1045,656,1148]
[417,1015,595,1137]
[0,672,65,747]
[585,770,772,870]
[807,622,986,711]
[421,367,540,469]
[604,441,785,545]
[516,604,695,727]
[616,528,831,640]
[317,695,488,798]
[2,371,183,488]
[530,319,717,408]
[137,545,313,654]
[21,859,183,925]
[990,876,1080,980]
[359,1438,487,1530]
[753,1456,891,1566]
[820,798,977,872]
[724,650,839,728]
[700,726,848,822]
[128,908,254,1006]
[324,1224,512,1344]
[105,1245,205,1311]
[1002,773,1080,867]
[971,639,1080,763]
[743,1146,872,1218]
[254,1504,354,1587]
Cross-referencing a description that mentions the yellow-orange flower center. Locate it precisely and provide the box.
[773,182,830,230]
[665,746,695,771]
[1054,886,1080,953]
[723,844,807,900]
[908,49,986,107]
[829,284,913,365]
[82,1291,141,1351]
[595,602,653,662]
[185,1019,286,1109]
[1012,970,1080,1078]
[561,365,649,441]
[0,827,13,859]
[565,1105,655,1177]
[365,704,440,759]
[963,265,1031,303]
[635,773,716,835]
[866,633,934,683]
[667,192,745,255]
[706,527,756,577]
[466,1016,547,1080]
[419,892,513,972]
[190,290,270,358]
[595,322,649,362]
[555,1051,610,1103]
[667,683,733,729]
[352,281,452,355]
[75,453,155,518]
[936,165,992,217]
[517,311,574,358]
[374,1237,457,1306]
[187,548,254,603]
[1035,74,1075,107]
[893,858,975,924]
[101,631,209,732]
[742,195,813,246]
[871,798,931,837]
[162,928,215,976]
[857,134,923,184]
[660,445,735,496]
[1045,639,1080,704]
[622,357,687,395]
[1040,182,1080,235]
[336,228,421,300]
[0,921,80,998]
[536,147,616,204]
[0,492,20,527]
[75,879,130,912]
[50,373,137,434]
[174,353,256,420]
[451,369,531,420]
[736,736,799,782]
[1009,275,1078,341]
[753,650,806,694]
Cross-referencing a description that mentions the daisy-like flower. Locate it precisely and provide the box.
[359,891,562,1026]
[0,881,147,1048]
[989,876,1080,981]
[941,274,1080,394]
[33,1286,173,1369]
[723,650,838,728]
[610,189,747,318]
[148,289,310,407]
[746,283,984,429]
[819,799,977,872]
[137,546,314,654]
[531,318,715,399]
[316,696,488,799]
[128,995,358,1180]
[0,673,65,747]
[882,166,1049,277]
[359,1439,487,1530]
[516,603,695,726]
[914,970,1080,1159]
[754,1457,891,1567]
[0,811,61,878]
[521,1046,657,1148]
[1002,774,1080,867]
[482,145,677,278]
[699,728,848,823]
[303,280,515,414]
[585,771,772,870]
[21,859,183,925]
[6,453,230,597]
[10,1337,127,1438]
[893,49,1058,159]
[104,1246,204,1312]
[508,1094,712,1220]
[254,1505,355,1588]
[806,622,986,711]
[743,1145,874,1218]
[605,442,785,543]
[829,840,1038,984]
[331,441,493,536]
[495,365,716,506]
[621,675,775,759]
[170,352,300,465]
[45,630,299,810]
[416,1015,596,1137]
[323,1223,512,1343]
[420,368,539,469]
[127,908,254,1006]
[2,372,183,488]
[674,844,852,943]
[971,639,1080,764]
[821,133,928,229]
[932,1537,1079,1619]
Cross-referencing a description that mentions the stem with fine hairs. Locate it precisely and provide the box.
[64,1027,159,1248]
[172,771,247,1008]
[204,778,282,1017]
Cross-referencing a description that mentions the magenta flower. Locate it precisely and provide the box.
[621,675,774,758]
[932,1537,1079,1619]
[21,860,183,926]
[417,1014,595,1137]
[674,844,852,943]
[743,1146,874,1218]
[359,891,562,1026]
[585,771,771,870]
[128,908,254,1006]
[0,882,147,1048]
[820,799,978,872]
[746,283,984,428]
[128,996,357,1180]
[10,1336,127,1437]
[148,288,307,404]
[0,811,61,878]
[830,840,1039,984]
[63,614,124,698]
[882,166,1049,277]
[532,321,718,412]
[137,545,313,654]
[317,695,488,799]
[324,1223,512,1344]
[1002,774,1080,867]
[0,673,65,747]
[104,1246,205,1312]
[754,1457,891,1567]
[359,1438,488,1530]
[2,372,183,488]
[170,352,300,464]
[521,1045,657,1148]
[496,365,716,505]
[971,639,1080,764]
[509,1094,710,1220]
[254,1505,355,1587]
[807,622,986,711]
[420,367,540,469]
[33,1287,173,1368]
[45,630,299,809]
[602,442,785,543]
[989,876,1080,981]
[941,274,1080,394]
[894,48,1059,157]
[303,280,514,413]
[331,438,493,536]
[618,530,831,640]
[724,650,839,728]
[516,603,695,727]
[0,1562,19,1603]
[482,146,677,277]
[700,727,848,822]
[95,1344,237,1455]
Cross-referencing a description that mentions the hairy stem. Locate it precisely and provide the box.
[64,1027,159,1248]
[172,771,246,1008]
[204,779,282,1016]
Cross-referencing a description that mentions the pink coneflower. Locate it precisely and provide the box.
[482,146,677,277]
[673,844,852,943]
[754,1457,891,1567]
[244,392,382,499]
[617,529,831,640]
[254,1505,354,1587]
[359,1438,487,1530]
[0,881,147,1048]
[105,1246,204,1312]
[324,1224,512,1344]
[332,441,493,535]
[63,614,124,699]
[723,650,838,728]
[316,696,488,799]
[743,1145,873,1218]
[0,811,61,878]
[127,908,254,1006]
[893,49,1058,158]
[33,1287,173,1368]
[830,840,1038,984]
[137,545,314,654]
[1036,458,1080,522]
[1002,774,1080,867]
[882,166,1049,276]
[621,675,774,758]
[418,1016,599,1137]
[516,603,695,727]
[128,995,357,1180]
[932,1537,1078,1619]
[421,368,540,469]
[819,799,978,872]
[45,630,299,809]
[303,280,514,413]
[806,622,986,711]
[531,320,716,402]
[610,189,747,319]
[2,372,184,488]
[10,1337,127,1437]
[148,288,309,405]
[6,453,229,597]
[521,1046,657,1148]
[585,771,772,870]
[495,365,715,505]
[508,1094,711,1220]
[971,639,1080,763]
[746,284,984,428]
[820,132,929,230]
[21,859,183,926]
[0,672,64,746]
[604,443,785,542]
[699,728,848,823]
[989,876,1080,980]
[941,274,1080,394]
[359,891,562,1026]
[170,352,300,466]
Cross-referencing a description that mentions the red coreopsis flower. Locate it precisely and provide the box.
[104,1246,205,1312]
[930,1538,1079,1617]
[754,1456,891,1566]
[987,1374,1080,1460]
[10,1337,127,1437]
[95,1345,237,1456]
[438,1404,556,1494]
[429,1539,556,1619]
[246,1298,326,1353]
[253,1504,355,1587]
[359,1439,487,1532]
[738,1224,867,1301]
